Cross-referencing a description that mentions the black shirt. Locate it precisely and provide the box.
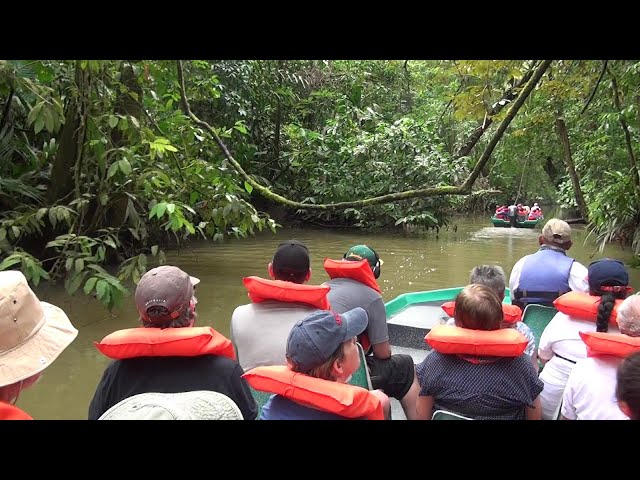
[88,355,258,420]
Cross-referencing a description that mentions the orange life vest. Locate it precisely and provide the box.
[0,402,32,420]
[441,301,522,324]
[579,331,640,359]
[95,326,236,361]
[243,276,330,310]
[425,325,528,357]
[323,258,381,294]
[553,291,622,326]
[242,365,384,420]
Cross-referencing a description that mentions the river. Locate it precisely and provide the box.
[20,214,640,419]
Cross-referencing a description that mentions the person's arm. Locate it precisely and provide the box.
[508,258,524,302]
[416,395,435,420]
[87,365,114,420]
[367,297,392,359]
[526,397,542,420]
[569,262,589,293]
[369,389,391,420]
[230,363,259,420]
[537,314,558,364]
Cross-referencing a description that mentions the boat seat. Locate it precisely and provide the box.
[522,304,558,372]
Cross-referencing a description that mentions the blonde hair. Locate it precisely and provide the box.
[616,295,640,337]
[454,284,503,331]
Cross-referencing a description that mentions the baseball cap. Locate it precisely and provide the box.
[134,266,195,324]
[272,240,310,274]
[542,218,572,244]
[588,258,629,291]
[286,307,368,373]
[344,245,383,268]
[98,391,244,420]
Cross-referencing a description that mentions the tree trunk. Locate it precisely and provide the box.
[555,117,589,221]
[48,61,88,204]
[106,62,143,228]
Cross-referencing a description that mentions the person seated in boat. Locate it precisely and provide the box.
[529,203,543,220]
[231,240,326,372]
[445,265,538,371]
[258,308,391,420]
[616,350,640,420]
[325,244,421,420]
[0,271,78,420]
[509,218,588,310]
[561,294,640,420]
[517,203,527,221]
[507,203,519,225]
[88,265,258,420]
[495,205,508,220]
[416,284,544,420]
[537,258,630,420]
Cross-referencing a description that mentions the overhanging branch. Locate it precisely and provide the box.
[177,60,552,211]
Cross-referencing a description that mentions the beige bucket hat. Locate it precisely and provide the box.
[0,270,78,387]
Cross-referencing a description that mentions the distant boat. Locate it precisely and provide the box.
[490,216,540,228]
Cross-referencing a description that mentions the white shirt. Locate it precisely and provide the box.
[538,312,620,384]
[509,250,589,296]
[562,356,629,420]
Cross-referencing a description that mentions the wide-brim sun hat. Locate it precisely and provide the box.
[99,390,244,420]
[0,270,78,387]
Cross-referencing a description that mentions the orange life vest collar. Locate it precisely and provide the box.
[441,301,522,324]
[0,402,32,420]
[323,258,381,293]
[243,276,330,310]
[554,291,622,326]
[95,326,236,361]
[242,365,384,420]
[579,331,640,359]
[425,325,528,357]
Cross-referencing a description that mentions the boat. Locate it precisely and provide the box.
[490,216,540,228]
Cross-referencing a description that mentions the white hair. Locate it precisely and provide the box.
[617,295,640,336]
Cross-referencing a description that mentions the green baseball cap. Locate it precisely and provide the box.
[344,245,383,268]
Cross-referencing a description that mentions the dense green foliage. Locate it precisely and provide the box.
[1,59,639,307]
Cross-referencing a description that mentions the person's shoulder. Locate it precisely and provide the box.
[231,302,253,317]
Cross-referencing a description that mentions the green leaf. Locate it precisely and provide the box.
[0,229,5,241]
[166,203,175,214]
[244,181,253,194]
[65,257,74,271]
[11,226,19,238]
[75,258,84,273]
[118,158,132,175]
[96,279,109,300]
[34,117,45,134]
[130,116,140,128]
[0,256,22,270]
[84,276,98,294]
[108,115,118,129]
[67,271,87,295]
[108,162,119,178]
[151,245,158,256]
[156,202,167,219]
[44,109,53,132]
[104,237,117,249]
[27,101,44,126]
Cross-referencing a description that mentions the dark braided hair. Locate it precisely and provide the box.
[595,292,618,332]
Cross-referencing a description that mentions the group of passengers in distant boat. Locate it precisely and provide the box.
[495,202,544,221]
[1,217,638,421]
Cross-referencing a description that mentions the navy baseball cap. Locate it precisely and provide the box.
[286,307,368,373]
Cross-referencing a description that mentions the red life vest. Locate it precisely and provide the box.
[0,402,32,420]
[579,331,640,359]
[323,258,381,293]
[95,326,236,360]
[242,365,384,420]
[243,276,330,310]
[425,325,528,357]
[441,301,522,324]
[553,291,622,326]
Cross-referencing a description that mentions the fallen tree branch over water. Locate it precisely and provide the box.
[177,60,552,211]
